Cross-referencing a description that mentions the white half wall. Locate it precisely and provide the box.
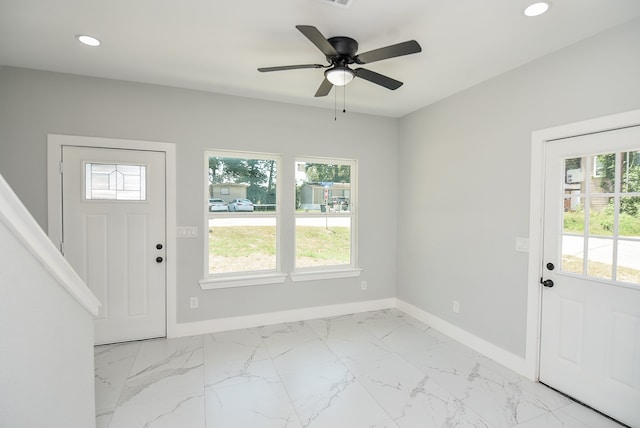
[0,173,98,428]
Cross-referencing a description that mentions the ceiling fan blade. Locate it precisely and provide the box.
[296,25,338,57]
[314,77,333,97]
[258,64,325,72]
[354,68,403,90]
[355,40,422,64]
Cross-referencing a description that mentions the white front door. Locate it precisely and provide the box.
[62,146,166,345]
[540,126,640,427]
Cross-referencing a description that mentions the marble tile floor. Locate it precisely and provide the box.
[95,309,624,428]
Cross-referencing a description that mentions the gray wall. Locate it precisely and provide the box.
[1,17,638,354]
[0,67,398,323]
[397,18,640,357]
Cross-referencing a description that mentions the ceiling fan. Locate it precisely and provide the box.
[258,25,422,97]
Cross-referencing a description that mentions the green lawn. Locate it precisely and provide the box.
[564,210,640,236]
[208,225,350,273]
[209,226,277,257]
[295,226,350,261]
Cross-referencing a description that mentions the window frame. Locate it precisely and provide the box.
[291,156,360,281]
[200,150,285,289]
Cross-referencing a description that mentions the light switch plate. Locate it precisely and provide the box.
[177,226,198,238]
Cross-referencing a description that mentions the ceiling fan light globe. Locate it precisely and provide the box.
[326,67,354,86]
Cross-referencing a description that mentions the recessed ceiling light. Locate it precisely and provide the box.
[524,2,550,17]
[76,35,101,47]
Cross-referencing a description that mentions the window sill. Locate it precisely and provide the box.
[290,268,363,283]
[199,272,287,290]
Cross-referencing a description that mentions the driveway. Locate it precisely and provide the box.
[562,235,640,270]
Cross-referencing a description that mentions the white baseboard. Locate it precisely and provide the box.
[169,298,396,338]
[395,299,531,379]
[168,296,532,380]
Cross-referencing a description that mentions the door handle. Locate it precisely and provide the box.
[156,256,163,263]
[540,277,554,288]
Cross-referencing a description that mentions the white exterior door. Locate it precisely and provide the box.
[540,126,640,427]
[62,146,166,345]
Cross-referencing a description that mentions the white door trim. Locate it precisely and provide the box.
[525,109,640,380]
[47,134,178,338]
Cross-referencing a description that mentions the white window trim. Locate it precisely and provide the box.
[199,272,287,289]
[290,267,362,282]
[203,150,282,288]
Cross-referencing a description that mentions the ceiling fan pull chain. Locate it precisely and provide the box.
[334,86,338,121]
[343,84,347,114]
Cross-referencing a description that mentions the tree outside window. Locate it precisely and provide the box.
[206,153,279,275]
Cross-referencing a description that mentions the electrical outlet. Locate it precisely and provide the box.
[452,300,460,313]
[361,281,367,291]
[190,297,199,309]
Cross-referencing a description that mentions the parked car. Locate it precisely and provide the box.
[228,198,254,212]
[208,198,228,212]
[328,196,349,212]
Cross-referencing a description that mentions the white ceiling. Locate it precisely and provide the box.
[1,0,639,117]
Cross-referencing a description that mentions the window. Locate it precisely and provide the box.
[204,152,280,279]
[294,158,356,271]
[201,152,360,288]
[562,151,640,285]
[85,163,146,201]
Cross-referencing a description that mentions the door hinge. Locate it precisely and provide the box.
[59,241,64,255]
[59,161,64,174]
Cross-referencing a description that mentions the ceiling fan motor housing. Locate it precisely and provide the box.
[327,36,358,65]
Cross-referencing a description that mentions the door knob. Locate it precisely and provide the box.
[156,243,163,250]
[540,278,554,287]
[156,256,163,263]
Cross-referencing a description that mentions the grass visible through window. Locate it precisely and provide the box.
[296,226,350,268]
[208,226,350,273]
[564,210,640,236]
